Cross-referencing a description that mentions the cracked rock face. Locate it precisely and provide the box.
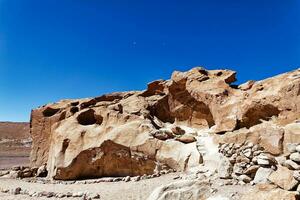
[29,67,300,180]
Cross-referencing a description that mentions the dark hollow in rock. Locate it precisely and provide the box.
[42,107,60,117]
[77,109,103,126]
[70,101,79,106]
[62,139,70,153]
[70,106,79,114]
[238,104,280,129]
[80,99,97,109]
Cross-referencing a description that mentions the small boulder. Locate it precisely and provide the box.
[171,126,185,135]
[253,167,273,184]
[242,184,299,200]
[36,164,48,177]
[175,135,196,144]
[284,160,300,170]
[218,157,233,179]
[293,171,300,181]
[290,152,300,162]
[150,129,174,140]
[244,165,259,176]
[239,174,252,183]
[268,166,298,191]
[287,143,298,153]
[10,187,21,195]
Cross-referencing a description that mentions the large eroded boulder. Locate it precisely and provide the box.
[30,67,300,180]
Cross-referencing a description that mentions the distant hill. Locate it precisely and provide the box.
[0,122,30,139]
[0,121,31,169]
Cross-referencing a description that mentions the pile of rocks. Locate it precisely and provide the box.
[22,169,175,185]
[218,142,277,185]
[0,164,47,179]
[273,143,300,192]
[0,186,100,199]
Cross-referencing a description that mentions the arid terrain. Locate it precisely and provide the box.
[0,67,300,200]
[0,122,31,169]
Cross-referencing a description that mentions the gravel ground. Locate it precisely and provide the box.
[0,173,179,200]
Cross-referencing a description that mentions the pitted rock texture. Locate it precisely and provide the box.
[30,67,300,180]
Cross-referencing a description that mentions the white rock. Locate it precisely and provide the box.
[284,159,300,170]
[243,148,252,158]
[72,192,84,197]
[10,187,21,195]
[287,143,297,153]
[290,152,300,162]
[296,145,300,153]
[238,174,252,183]
[293,171,300,181]
[124,176,130,182]
[257,158,270,166]
[218,157,232,179]
[253,167,273,184]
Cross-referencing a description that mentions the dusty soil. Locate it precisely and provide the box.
[0,174,179,200]
[0,156,30,170]
[0,174,253,200]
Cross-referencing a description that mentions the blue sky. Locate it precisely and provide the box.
[0,0,299,122]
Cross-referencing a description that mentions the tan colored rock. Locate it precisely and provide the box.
[175,135,196,144]
[284,123,300,153]
[268,166,298,191]
[250,123,284,155]
[242,184,299,200]
[147,180,211,200]
[29,67,300,180]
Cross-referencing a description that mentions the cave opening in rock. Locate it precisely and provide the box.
[42,107,60,117]
[77,109,103,126]
[237,104,280,129]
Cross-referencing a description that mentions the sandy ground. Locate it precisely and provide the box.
[0,156,29,170]
[0,174,254,200]
[0,173,179,200]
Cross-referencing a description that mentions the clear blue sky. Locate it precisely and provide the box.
[0,0,299,122]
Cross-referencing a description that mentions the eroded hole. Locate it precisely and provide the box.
[70,101,79,106]
[238,104,280,128]
[42,107,60,117]
[77,109,103,126]
[61,139,70,152]
[70,106,79,114]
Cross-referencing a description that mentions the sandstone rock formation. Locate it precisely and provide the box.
[29,67,300,180]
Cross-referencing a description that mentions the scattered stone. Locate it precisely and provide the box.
[124,176,130,182]
[218,157,233,179]
[242,148,252,158]
[290,152,300,163]
[287,143,298,153]
[268,166,298,191]
[239,175,252,183]
[10,187,21,195]
[284,160,300,170]
[242,184,299,200]
[293,171,300,181]
[36,164,48,177]
[233,164,244,175]
[244,165,259,176]
[175,134,196,144]
[72,191,85,197]
[171,126,185,135]
[253,167,273,184]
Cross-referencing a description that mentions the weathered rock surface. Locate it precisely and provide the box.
[242,184,299,200]
[146,180,211,200]
[268,166,298,191]
[29,67,300,180]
